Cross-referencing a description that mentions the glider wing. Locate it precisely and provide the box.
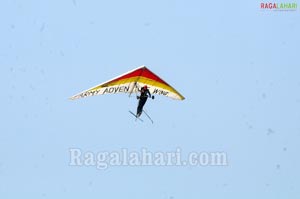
[70,65,185,100]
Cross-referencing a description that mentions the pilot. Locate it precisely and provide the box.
[136,85,152,117]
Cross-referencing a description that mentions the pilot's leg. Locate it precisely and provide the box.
[137,99,143,116]
[137,97,147,117]
[140,97,147,110]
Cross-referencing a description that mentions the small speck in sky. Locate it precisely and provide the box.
[276,164,281,170]
[40,23,45,32]
[267,128,275,135]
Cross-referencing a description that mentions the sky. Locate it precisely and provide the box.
[1,0,300,198]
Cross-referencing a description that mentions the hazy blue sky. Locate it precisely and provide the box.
[1,0,300,198]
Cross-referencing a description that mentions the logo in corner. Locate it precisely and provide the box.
[260,2,298,11]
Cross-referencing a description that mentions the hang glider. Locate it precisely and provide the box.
[70,65,185,100]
